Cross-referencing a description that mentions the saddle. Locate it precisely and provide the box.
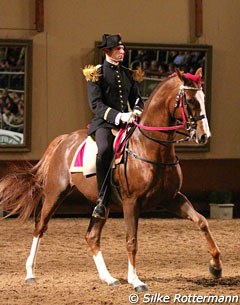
[70,127,133,176]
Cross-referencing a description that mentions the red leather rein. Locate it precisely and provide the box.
[133,86,188,131]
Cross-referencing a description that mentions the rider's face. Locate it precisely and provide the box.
[106,45,125,62]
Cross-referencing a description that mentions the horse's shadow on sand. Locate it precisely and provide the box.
[118,276,240,288]
[186,276,240,287]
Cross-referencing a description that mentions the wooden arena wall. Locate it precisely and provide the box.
[0,1,239,218]
[0,159,239,218]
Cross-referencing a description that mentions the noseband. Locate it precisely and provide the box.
[174,85,205,135]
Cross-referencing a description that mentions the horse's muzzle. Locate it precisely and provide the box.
[198,133,208,144]
[191,130,209,144]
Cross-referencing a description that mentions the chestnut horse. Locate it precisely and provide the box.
[0,69,222,292]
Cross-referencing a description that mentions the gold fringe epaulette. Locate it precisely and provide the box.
[132,67,145,82]
[82,64,102,82]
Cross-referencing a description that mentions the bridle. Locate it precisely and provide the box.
[125,83,205,167]
[134,84,204,136]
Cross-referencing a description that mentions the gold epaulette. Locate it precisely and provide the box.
[122,65,145,82]
[132,67,145,82]
[82,64,102,82]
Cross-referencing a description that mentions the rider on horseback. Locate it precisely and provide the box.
[83,34,144,219]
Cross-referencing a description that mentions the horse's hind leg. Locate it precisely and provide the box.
[25,186,71,284]
[167,192,222,278]
[25,235,41,284]
[85,215,120,286]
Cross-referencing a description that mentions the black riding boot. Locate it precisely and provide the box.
[92,156,111,219]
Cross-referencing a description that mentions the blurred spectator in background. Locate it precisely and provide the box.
[6,97,18,115]
[158,63,169,77]
[145,60,160,78]
[12,100,24,133]
[173,51,186,66]
[2,106,15,130]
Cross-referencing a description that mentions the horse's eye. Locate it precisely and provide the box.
[188,98,201,112]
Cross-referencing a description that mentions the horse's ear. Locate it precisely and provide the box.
[195,67,202,78]
[176,68,183,81]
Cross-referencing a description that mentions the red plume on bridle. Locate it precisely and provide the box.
[168,71,202,86]
[184,73,202,86]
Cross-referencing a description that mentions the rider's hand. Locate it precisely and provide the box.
[120,112,134,124]
[133,108,142,117]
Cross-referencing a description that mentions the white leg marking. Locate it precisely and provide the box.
[128,260,146,289]
[25,236,40,280]
[93,251,119,286]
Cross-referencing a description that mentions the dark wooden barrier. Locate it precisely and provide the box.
[0,159,239,217]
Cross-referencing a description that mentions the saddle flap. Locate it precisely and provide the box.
[70,128,131,175]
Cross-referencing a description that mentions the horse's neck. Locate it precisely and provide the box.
[131,117,176,162]
[140,97,175,137]
[141,103,169,128]
[130,82,178,161]
[141,78,180,131]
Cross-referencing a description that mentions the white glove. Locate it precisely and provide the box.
[120,112,134,123]
[133,108,142,117]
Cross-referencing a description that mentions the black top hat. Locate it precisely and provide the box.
[98,34,124,49]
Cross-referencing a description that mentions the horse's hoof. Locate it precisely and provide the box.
[209,264,222,278]
[135,284,148,292]
[109,280,121,287]
[25,278,36,285]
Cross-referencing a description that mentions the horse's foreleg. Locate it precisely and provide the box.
[85,215,120,286]
[25,235,40,284]
[167,192,222,278]
[123,204,148,292]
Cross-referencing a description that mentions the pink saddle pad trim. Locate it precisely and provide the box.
[74,141,86,167]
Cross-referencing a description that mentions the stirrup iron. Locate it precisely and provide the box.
[92,202,107,219]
